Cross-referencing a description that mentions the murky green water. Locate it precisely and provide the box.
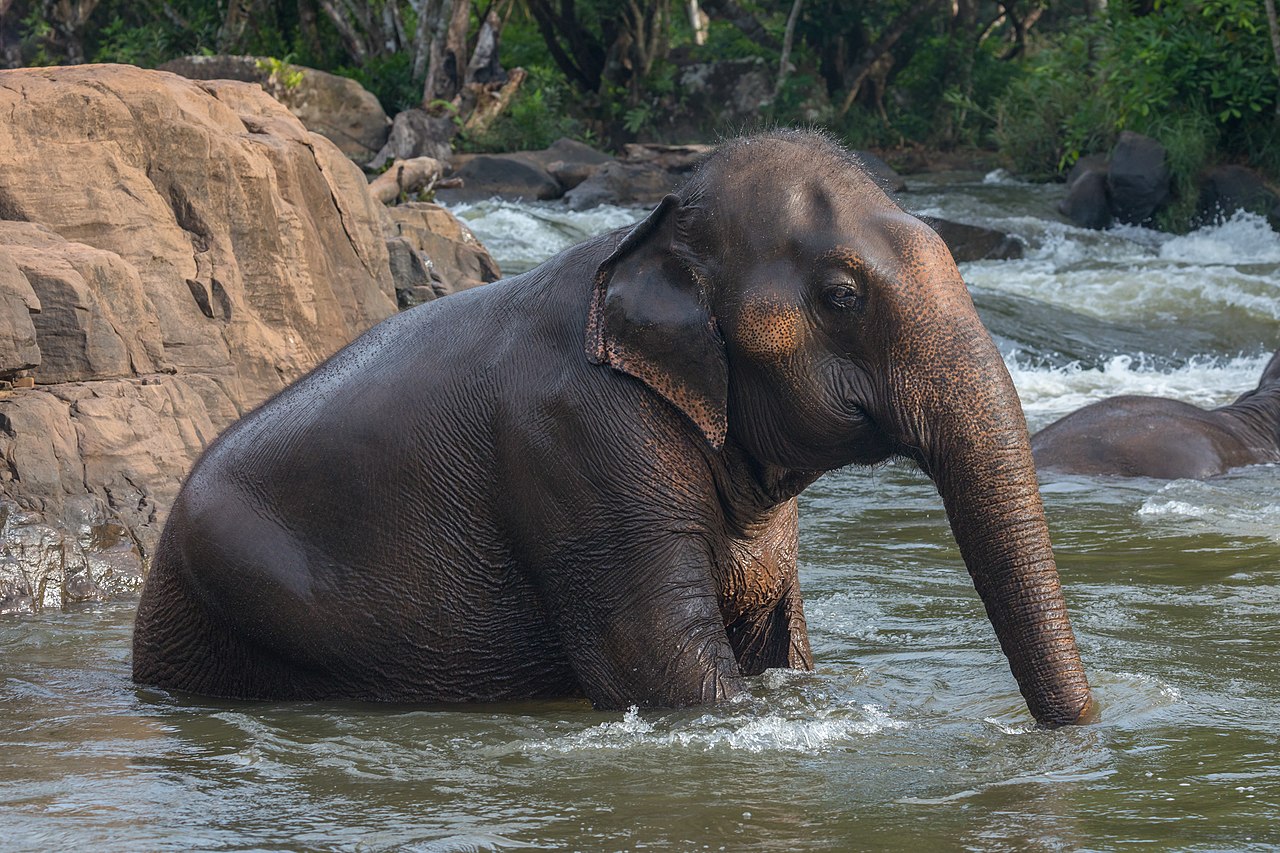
[3,174,1278,850]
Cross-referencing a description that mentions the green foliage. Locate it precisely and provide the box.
[18,6,57,66]
[693,18,776,63]
[995,1,1279,195]
[994,28,1116,177]
[257,56,304,90]
[91,17,176,67]
[336,52,421,114]
[623,103,654,135]
[457,66,587,153]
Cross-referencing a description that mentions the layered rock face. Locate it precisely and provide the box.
[159,55,392,162]
[0,65,404,612]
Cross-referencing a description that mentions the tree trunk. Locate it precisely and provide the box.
[837,0,939,117]
[686,0,707,46]
[464,5,503,84]
[0,0,21,69]
[296,0,323,59]
[424,0,471,103]
[318,0,371,63]
[422,0,455,106]
[38,0,100,64]
[526,0,607,93]
[700,0,779,50]
[1265,0,1280,117]
[461,66,526,135]
[217,0,248,53]
[773,0,803,99]
[417,0,448,93]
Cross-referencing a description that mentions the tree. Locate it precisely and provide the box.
[523,0,673,97]
[0,0,23,67]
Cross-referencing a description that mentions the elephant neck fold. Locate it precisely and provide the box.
[702,437,822,535]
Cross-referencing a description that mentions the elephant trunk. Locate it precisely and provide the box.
[888,305,1094,727]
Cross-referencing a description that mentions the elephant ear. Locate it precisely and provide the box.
[586,193,729,450]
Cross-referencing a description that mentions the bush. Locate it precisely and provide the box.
[995,0,1280,193]
[337,52,422,115]
[456,66,588,153]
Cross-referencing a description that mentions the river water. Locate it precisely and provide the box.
[3,173,1278,850]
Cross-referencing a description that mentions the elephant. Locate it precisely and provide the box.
[132,130,1094,727]
[1031,349,1280,479]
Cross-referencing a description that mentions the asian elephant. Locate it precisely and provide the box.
[133,131,1094,727]
[1032,348,1280,478]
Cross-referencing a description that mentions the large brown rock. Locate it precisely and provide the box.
[159,55,392,163]
[385,202,502,304]
[0,248,41,377]
[0,64,402,611]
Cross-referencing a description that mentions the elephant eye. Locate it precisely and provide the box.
[823,282,861,310]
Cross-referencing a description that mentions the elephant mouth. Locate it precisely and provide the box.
[842,400,896,466]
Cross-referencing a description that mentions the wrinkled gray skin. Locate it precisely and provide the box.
[133,131,1094,727]
[1033,349,1280,479]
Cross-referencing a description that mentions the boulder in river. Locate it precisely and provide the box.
[1107,131,1171,226]
[437,152,566,203]
[1195,165,1280,230]
[918,216,1024,262]
[1059,168,1113,230]
[439,138,616,205]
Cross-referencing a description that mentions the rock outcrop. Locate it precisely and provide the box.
[0,65,416,611]
[159,55,392,163]
[384,202,501,306]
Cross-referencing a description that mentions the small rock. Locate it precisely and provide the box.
[435,153,563,203]
[1108,131,1170,225]
[1059,169,1113,230]
[1195,164,1280,229]
[919,216,1024,261]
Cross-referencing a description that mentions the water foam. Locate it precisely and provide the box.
[1138,475,1280,541]
[1158,212,1280,265]
[520,703,905,755]
[446,200,644,274]
[1007,351,1272,426]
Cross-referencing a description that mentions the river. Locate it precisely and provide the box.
[2,172,1278,850]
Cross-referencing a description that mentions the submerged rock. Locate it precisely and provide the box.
[918,216,1024,261]
[439,152,566,203]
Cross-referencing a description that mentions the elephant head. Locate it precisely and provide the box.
[587,131,1094,727]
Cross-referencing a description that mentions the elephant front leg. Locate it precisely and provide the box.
[538,546,747,710]
[725,579,814,675]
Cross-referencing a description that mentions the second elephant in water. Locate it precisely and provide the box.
[1032,349,1280,478]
